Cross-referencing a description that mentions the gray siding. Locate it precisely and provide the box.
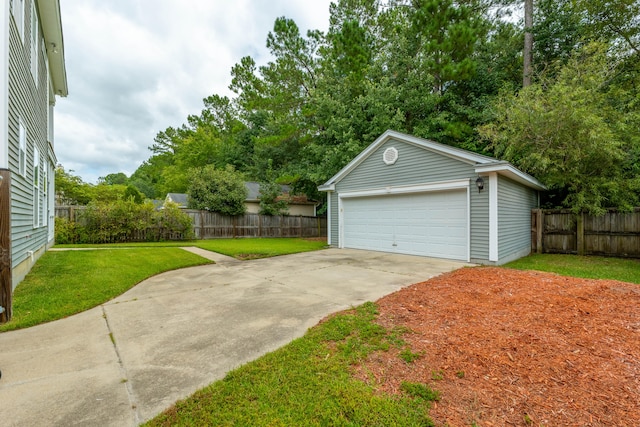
[8,2,51,271]
[330,192,338,246]
[470,184,489,262]
[498,176,538,262]
[335,138,476,192]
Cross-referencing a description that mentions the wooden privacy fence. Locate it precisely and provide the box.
[532,208,640,258]
[184,210,326,239]
[55,207,327,241]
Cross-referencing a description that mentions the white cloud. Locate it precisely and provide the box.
[55,0,332,183]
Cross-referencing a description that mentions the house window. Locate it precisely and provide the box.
[30,0,38,85]
[19,119,26,176]
[33,146,40,227]
[11,0,25,41]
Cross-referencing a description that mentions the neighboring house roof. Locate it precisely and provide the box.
[165,193,188,207]
[318,130,546,192]
[244,181,291,202]
[38,0,68,97]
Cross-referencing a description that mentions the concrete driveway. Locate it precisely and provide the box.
[0,248,470,426]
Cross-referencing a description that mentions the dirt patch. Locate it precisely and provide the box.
[235,253,263,260]
[354,267,640,426]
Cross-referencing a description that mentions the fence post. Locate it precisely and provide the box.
[576,212,585,256]
[535,209,543,254]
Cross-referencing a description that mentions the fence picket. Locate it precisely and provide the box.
[55,207,327,243]
[531,208,640,258]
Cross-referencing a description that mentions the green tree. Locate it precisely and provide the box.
[258,162,289,216]
[89,184,128,203]
[578,0,640,55]
[98,172,129,185]
[55,165,93,205]
[187,165,248,216]
[480,43,640,214]
[123,185,144,204]
[411,0,483,95]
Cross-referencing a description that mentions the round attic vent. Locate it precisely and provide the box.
[383,147,398,165]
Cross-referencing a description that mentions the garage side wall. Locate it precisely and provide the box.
[329,191,338,246]
[497,176,538,264]
[470,185,489,262]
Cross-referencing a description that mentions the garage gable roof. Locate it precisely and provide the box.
[318,130,545,191]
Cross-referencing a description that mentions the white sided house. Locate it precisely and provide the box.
[1,0,68,321]
[319,130,546,265]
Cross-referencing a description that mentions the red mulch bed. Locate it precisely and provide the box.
[353,267,640,426]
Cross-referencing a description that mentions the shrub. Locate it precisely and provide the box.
[258,180,289,216]
[56,200,194,244]
[187,165,247,216]
[54,217,87,244]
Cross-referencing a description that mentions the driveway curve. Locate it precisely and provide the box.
[0,248,470,426]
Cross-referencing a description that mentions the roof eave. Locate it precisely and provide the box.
[38,0,68,97]
[318,184,335,192]
[475,162,547,191]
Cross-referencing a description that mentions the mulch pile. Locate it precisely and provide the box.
[354,267,640,426]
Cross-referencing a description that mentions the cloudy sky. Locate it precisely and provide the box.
[55,0,333,183]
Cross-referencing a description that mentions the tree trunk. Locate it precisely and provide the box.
[523,0,534,87]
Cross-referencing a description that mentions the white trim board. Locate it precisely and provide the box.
[488,172,499,262]
[338,179,471,199]
[326,191,331,246]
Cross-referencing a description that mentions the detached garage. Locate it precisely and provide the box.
[319,130,546,265]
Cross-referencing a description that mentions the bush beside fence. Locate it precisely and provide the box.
[55,206,327,243]
[55,202,194,244]
[532,208,640,258]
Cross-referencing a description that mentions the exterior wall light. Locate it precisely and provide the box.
[476,176,484,192]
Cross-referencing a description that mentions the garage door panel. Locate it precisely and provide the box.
[342,190,468,260]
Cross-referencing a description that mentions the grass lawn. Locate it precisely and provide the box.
[146,303,438,427]
[504,253,640,284]
[0,248,213,332]
[193,238,328,259]
[54,237,328,260]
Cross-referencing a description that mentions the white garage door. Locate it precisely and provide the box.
[341,190,468,260]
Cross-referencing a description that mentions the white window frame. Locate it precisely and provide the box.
[19,118,26,176]
[30,0,38,85]
[33,146,40,227]
[40,159,49,227]
[11,0,25,42]
[47,162,55,241]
